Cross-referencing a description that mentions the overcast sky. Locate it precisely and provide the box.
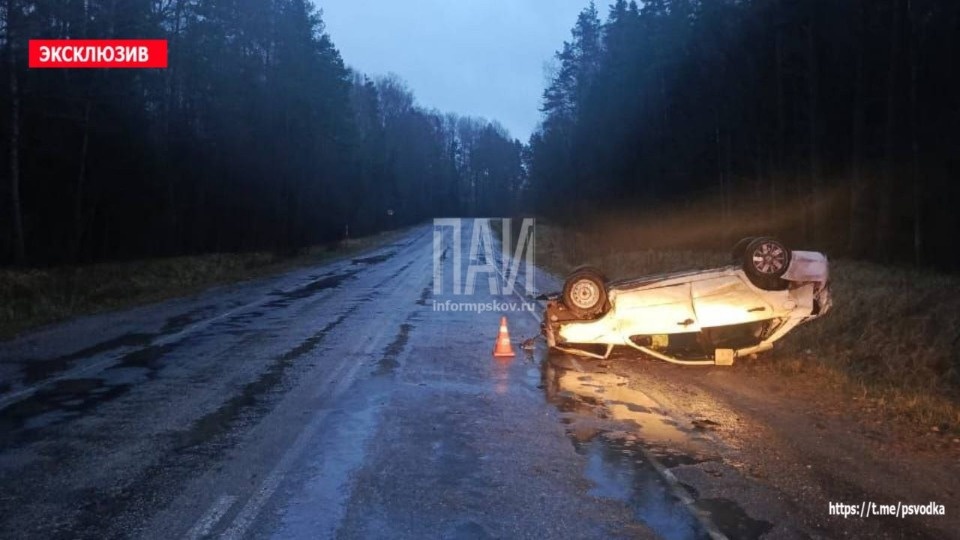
[317,0,596,142]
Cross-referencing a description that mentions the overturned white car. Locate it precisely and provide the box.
[542,237,831,365]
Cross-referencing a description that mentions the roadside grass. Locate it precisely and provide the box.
[532,221,960,431]
[0,229,408,340]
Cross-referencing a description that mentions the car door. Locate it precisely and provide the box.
[613,282,700,336]
[691,274,774,328]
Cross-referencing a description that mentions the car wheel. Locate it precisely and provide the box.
[731,237,756,263]
[562,266,608,319]
[742,237,791,290]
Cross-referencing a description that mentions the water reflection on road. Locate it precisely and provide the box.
[542,353,773,540]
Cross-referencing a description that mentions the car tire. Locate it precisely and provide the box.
[562,266,609,319]
[742,237,791,290]
[731,237,756,263]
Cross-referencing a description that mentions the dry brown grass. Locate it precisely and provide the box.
[533,220,960,429]
[0,230,406,339]
[772,260,960,426]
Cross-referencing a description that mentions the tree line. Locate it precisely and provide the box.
[1,0,523,266]
[526,0,960,269]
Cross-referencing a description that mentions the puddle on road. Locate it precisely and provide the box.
[5,301,303,440]
[552,369,689,446]
[0,377,131,433]
[352,252,395,265]
[375,323,414,376]
[172,304,361,453]
[267,270,360,306]
[171,361,286,453]
[542,355,771,540]
[699,497,774,539]
[8,304,287,436]
[579,436,708,539]
[216,309,265,332]
[18,332,155,384]
[109,343,177,379]
[160,305,221,333]
[3,343,183,437]
[16,305,221,385]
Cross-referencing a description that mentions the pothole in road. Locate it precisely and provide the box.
[15,305,219,385]
[18,332,155,384]
[352,252,396,265]
[0,377,131,434]
[267,270,360,305]
[4,342,183,438]
[109,343,177,379]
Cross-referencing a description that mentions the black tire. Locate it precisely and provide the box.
[742,237,791,290]
[562,266,609,319]
[731,237,756,263]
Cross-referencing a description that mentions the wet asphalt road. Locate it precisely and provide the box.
[0,222,849,539]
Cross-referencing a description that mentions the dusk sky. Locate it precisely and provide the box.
[317,0,597,142]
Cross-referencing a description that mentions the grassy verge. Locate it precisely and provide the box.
[532,221,960,431]
[0,229,409,340]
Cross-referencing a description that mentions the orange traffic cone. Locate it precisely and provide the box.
[493,316,516,357]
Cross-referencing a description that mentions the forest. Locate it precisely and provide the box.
[0,0,524,266]
[527,0,960,269]
[3,0,960,271]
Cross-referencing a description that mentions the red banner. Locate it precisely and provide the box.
[28,39,168,68]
